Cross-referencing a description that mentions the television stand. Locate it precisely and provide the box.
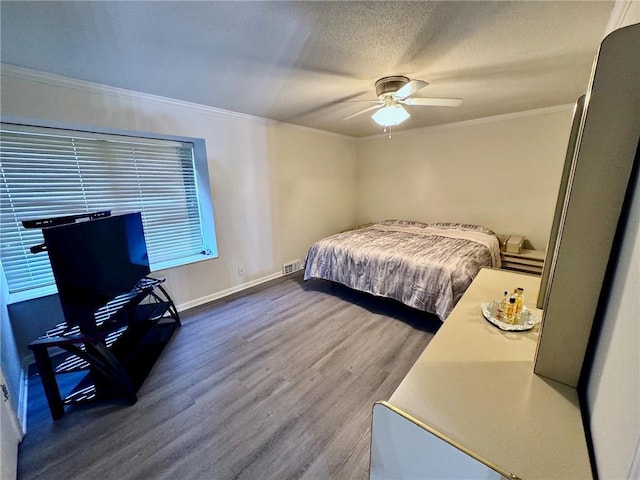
[28,277,180,419]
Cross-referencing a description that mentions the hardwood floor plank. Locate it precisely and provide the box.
[18,274,439,479]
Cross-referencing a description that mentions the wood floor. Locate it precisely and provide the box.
[18,273,439,480]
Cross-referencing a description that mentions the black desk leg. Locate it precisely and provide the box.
[31,347,65,420]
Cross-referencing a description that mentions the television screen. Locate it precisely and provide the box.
[43,212,150,329]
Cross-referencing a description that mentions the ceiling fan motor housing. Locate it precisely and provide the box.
[375,75,410,98]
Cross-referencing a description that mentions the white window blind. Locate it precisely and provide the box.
[1,123,209,296]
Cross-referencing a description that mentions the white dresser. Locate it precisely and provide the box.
[370,268,592,479]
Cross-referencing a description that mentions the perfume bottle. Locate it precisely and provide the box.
[497,290,508,320]
[515,287,524,317]
[506,297,517,324]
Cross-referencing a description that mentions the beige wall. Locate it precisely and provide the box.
[586,158,639,479]
[0,66,357,310]
[586,7,640,480]
[1,262,24,479]
[355,107,574,250]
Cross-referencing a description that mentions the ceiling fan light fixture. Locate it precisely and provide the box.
[372,104,410,127]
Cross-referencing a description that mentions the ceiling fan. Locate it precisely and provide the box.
[343,75,463,129]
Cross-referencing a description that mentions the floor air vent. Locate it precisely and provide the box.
[283,259,302,275]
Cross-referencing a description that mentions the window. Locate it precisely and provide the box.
[1,122,217,301]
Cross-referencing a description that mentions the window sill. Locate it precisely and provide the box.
[151,252,218,272]
[7,252,217,304]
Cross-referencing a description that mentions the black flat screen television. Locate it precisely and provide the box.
[43,212,150,330]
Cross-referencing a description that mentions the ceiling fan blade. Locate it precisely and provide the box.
[342,104,382,121]
[403,97,463,107]
[394,79,429,100]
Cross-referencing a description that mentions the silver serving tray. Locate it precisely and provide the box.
[480,301,538,331]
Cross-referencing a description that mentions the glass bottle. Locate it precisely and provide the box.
[515,287,524,317]
[496,291,508,320]
[506,297,516,324]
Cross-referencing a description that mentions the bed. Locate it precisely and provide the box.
[303,220,501,321]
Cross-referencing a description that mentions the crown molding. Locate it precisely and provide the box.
[1,63,252,118]
[359,103,575,141]
[0,63,578,142]
[0,63,351,140]
[605,0,636,35]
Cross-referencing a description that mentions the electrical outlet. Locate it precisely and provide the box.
[237,266,244,275]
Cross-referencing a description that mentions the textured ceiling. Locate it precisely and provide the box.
[0,1,615,137]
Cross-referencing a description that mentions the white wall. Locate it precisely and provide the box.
[586,160,639,479]
[585,7,640,480]
[355,107,574,250]
[0,66,358,311]
[0,265,22,428]
[1,265,23,480]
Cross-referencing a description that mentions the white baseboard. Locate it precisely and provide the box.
[175,271,284,312]
[18,358,30,435]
